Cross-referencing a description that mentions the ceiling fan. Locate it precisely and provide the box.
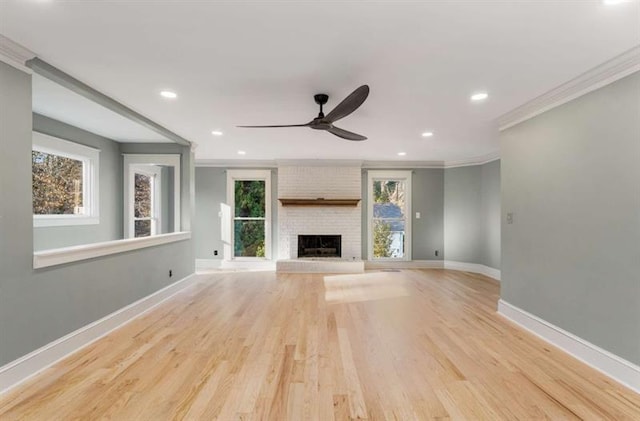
[237,85,369,141]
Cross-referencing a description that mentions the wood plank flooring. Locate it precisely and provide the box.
[1,269,639,420]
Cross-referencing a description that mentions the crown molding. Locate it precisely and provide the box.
[362,160,443,169]
[277,159,363,167]
[0,35,36,74]
[443,150,500,169]
[195,154,501,169]
[195,159,278,168]
[498,45,640,131]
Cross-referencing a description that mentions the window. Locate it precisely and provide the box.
[133,168,161,237]
[32,132,100,227]
[227,170,271,259]
[123,154,181,239]
[367,170,412,260]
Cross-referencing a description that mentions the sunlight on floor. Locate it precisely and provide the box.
[323,271,410,304]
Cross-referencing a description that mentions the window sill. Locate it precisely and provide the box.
[33,231,191,269]
[33,216,100,227]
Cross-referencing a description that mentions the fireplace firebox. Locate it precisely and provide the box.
[297,235,341,258]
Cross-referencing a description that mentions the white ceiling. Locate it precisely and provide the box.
[32,74,174,143]
[1,0,639,162]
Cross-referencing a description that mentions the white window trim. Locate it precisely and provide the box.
[367,170,412,261]
[226,169,272,260]
[123,154,180,239]
[32,131,100,227]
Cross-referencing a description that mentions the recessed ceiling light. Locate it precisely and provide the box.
[397,152,407,156]
[211,130,223,136]
[160,90,177,99]
[237,150,246,155]
[471,92,489,101]
[421,131,434,137]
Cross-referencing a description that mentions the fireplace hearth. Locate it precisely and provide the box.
[298,235,341,258]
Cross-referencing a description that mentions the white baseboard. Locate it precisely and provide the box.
[444,260,501,281]
[0,273,200,395]
[498,299,640,394]
[361,260,501,281]
[220,259,276,271]
[196,258,223,271]
[277,259,365,273]
[197,259,276,272]
[364,260,444,269]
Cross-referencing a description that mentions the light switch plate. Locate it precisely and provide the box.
[416,212,421,219]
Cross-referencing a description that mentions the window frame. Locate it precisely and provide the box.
[32,131,100,227]
[367,170,412,261]
[132,165,162,238]
[226,169,272,260]
[123,154,181,239]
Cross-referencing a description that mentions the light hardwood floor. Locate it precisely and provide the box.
[1,269,639,420]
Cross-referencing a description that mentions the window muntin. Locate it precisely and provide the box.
[32,132,100,227]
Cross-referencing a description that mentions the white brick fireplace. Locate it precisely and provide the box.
[277,166,362,260]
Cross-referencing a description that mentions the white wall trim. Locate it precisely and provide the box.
[196,159,278,168]
[364,259,444,269]
[0,273,201,395]
[33,231,191,269]
[498,300,640,394]
[0,34,36,74]
[443,151,501,169]
[277,159,364,167]
[195,258,223,271]
[498,46,640,131]
[443,260,501,281]
[195,156,502,170]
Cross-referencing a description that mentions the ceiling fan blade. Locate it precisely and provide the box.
[324,85,370,123]
[237,123,311,128]
[327,126,367,141]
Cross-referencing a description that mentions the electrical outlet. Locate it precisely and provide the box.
[214,250,218,256]
[415,212,421,219]
[169,270,173,278]
[507,212,514,224]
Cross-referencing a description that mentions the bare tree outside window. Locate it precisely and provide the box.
[32,151,84,215]
[373,180,407,258]
[134,173,153,237]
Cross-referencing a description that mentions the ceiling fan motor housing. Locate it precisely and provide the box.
[314,93,329,118]
[314,94,329,105]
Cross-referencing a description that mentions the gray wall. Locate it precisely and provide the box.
[501,71,640,365]
[194,167,226,260]
[444,166,482,263]
[411,169,445,260]
[444,161,501,268]
[480,160,501,269]
[32,114,123,250]
[0,61,195,366]
[193,167,279,260]
[361,169,445,260]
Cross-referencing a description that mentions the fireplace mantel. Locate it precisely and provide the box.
[279,198,361,207]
